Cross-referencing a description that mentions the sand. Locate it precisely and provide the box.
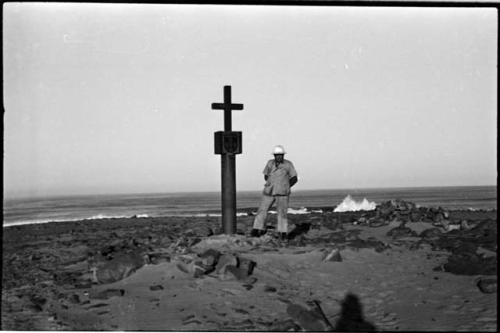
[1,209,497,331]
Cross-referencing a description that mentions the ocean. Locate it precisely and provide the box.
[2,186,497,227]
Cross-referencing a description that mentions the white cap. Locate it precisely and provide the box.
[272,145,286,155]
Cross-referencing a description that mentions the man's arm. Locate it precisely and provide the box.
[289,176,298,187]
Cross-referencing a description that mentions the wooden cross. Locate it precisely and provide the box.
[211,85,244,131]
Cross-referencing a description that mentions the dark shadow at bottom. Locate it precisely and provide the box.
[334,292,377,332]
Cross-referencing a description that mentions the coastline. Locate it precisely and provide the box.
[2,199,497,331]
[3,205,497,229]
[4,185,497,228]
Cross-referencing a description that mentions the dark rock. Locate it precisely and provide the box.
[69,294,81,304]
[356,217,368,225]
[452,242,478,255]
[147,252,171,265]
[176,262,190,274]
[192,262,207,278]
[238,257,256,275]
[264,286,277,293]
[286,303,330,331]
[431,233,482,255]
[149,285,164,291]
[348,238,390,253]
[288,234,307,247]
[86,303,109,309]
[321,214,343,231]
[471,219,497,236]
[387,226,418,239]
[185,226,214,238]
[91,289,126,299]
[242,283,254,290]
[224,265,249,280]
[419,228,443,239]
[25,302,43,312]
[288,222,311,240]
[410,211,423,222]
[199,249,221,268]
[368,219,386,228]
[432,213,444,224]
[74,281,93,289]
[270,318,302,331]
[477,278,497,293]
[442,252,497,275]
[323,248,342,262]
[29,253,43,261]
[90,251,147,284]
[30,295,47,308]
[215,253,238,274]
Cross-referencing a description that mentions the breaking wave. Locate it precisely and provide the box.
[3,213,151,228]
[288,207,309,214]
[334,195,377,212]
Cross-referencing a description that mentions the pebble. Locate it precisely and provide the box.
[149,285,164,291]
[380,317,398,324]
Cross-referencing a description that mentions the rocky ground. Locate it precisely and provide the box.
[1,200,497,331]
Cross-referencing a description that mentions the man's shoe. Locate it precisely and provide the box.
[250,229,263,237]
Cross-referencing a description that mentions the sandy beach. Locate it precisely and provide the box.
[1,201,497,331]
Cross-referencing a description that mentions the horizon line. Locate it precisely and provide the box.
[3,184,497,200]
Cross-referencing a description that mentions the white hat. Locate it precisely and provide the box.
[272,145,286,155]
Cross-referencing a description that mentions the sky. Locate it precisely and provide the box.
[3,3,498,198]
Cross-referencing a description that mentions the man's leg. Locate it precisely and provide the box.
[276,195,290,234]
[252,195,275,232]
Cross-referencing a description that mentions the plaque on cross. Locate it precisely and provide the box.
[211,85,244,234]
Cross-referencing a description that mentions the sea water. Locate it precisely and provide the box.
[2,186,496,227]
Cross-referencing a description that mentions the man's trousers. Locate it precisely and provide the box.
[252,194,289,233]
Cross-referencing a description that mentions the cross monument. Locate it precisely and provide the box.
[212,86,244,234]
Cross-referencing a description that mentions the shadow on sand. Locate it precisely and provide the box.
[287,222,311,240]
[334,292,377,332]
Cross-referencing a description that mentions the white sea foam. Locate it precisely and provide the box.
[262,208,311,215]
[3,218,80,227]
[288,207,309,214]
[193,213,223,217]
[334,195,376,212]
[3,213,151,228]
[133,214,150,218]
[84,214,129,220]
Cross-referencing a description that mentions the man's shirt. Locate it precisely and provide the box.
[263,159,298,196]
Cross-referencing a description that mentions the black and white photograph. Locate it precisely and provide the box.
[2,2,497,331]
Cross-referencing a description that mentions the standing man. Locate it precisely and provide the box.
[250,145,298,241]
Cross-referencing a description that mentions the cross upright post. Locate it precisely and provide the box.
[211,86,244,234]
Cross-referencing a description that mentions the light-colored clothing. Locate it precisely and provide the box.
[262,159,297,196]
[253,159,298,233]
[253,194,289,233]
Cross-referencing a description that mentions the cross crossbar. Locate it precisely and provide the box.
[211,85,244,131]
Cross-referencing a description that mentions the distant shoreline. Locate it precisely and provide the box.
[4,186,496,228]
[3,205,497,229]
[4,184,497,201]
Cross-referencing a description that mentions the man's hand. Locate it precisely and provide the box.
[289,176,298,187]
